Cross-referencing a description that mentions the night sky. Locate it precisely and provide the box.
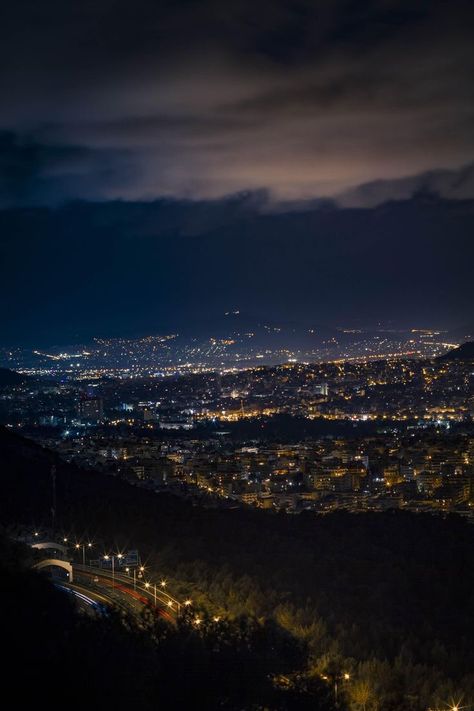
[1,0,473,345]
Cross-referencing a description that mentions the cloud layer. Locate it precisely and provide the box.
[0,0,473,204]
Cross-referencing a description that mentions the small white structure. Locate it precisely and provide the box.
[34,558,73,582]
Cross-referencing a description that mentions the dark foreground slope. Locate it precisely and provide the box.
[438,340,474,361]
[0,367,28,387]
[1,426,474,709]
[1,535,332,711]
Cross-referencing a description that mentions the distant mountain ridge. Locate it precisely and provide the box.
[438,341,474,361]
[1,196,474,345]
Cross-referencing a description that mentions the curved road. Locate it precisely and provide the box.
[72,564,176,622]
[55,581,115,614]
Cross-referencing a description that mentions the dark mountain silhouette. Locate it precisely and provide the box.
[438,341,474,361]
[1,196,474,345]
[0,368,28,387]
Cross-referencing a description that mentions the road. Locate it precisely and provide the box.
[72,563,176,622]
[54,581,115,614]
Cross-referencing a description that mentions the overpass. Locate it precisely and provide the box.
[27,540,184,619]
[33,558,73,581]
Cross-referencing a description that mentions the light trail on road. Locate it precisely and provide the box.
[74,567,174,622]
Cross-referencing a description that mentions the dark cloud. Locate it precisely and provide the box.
[0,0,473,203]
[0,131,135,207]
[339,163,474,207]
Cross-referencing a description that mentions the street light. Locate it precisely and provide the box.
[103,553,121,589]
[184,599,192,606]
[103,554,110,584]
[323,672,351,707]
[334,672,351,707]
[160,580,167,588]
[76,541,93,566]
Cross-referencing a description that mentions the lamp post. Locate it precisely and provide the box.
[104,553,123,589]
[115,553,123,587]
[334,673,350,708]
[76,542,93,566]
[103,554,112,586]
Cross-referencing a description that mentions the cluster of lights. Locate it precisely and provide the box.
[138,573,195,613]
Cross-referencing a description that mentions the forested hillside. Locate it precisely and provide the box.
[1,426,473,710]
